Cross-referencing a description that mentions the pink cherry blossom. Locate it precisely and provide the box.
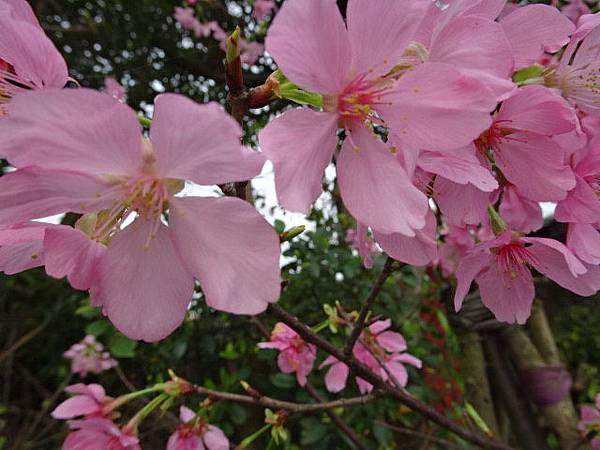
[454,231,600,324]
[0,0,68,115]
[253,0,276,21]
[51,383,109,420]
[258,322,317,386]
[259,0,498,235]
[167,406,229,450]
[63,417,141,450]
[320,320,421,394]
[478,86,577,202]
[64,335,118,378]
[345,225,378,269]
[578,394,600,450]
[0,89,281,342]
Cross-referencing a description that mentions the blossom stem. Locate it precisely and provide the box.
[311,319,330,333]
[344,257,397,357]
[239,424,272,449]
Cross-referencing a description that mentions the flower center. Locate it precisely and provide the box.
[0,59,33,115]
[323,73,393,126]
[495,242,536,279]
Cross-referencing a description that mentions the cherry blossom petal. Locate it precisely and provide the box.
[0,19,67,89]
[324,361,349,393]
[169,196,280,315]
[418,145,498,192]
[0,89,142,175]
[150,95,264,184]
[44,226,106,291]
[265,0,350,94]
[346,0,426,77]
[0,168,118,225]
[337,126,428,235]
[499,185,543,233]
[433,177,491,226]
[385,361,409,387]
[260,109,338,213]
[96,219,195,342]
[567,223,600,264]
[368,319,391,335]
[0,222,48,274]
[391,353,423,369]
[500,4,575,69]
[496,86,578,136]
[51,396,100,419]
[203,425,229,450]
[375,210,438,266]
[380,63,495,151]
[429,15,515,101]
[65,383,106,401]
[494,133,575,202]
[477,263,535,324]
[555,175,600,223]
[1,0,40,24]
[525,239,600,295]
[454,251,493,312]
[377,332,408,353]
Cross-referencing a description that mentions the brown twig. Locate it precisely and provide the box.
[267,303,515,450]
[344,257,396,357]
[191,384,377,413]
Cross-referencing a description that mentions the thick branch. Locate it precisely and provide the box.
[191,384,376,413]
[344,257,396,356]
[267,304,515,450]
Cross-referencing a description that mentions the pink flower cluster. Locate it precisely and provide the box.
[64,335,118,378]
[258,322,317,386]
[51,383,141,450]
[259,0,600,325]
[173,6,264,65]
[320,320,421,394]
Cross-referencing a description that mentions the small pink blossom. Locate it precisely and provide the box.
[345,224,378,269]
[479,86,577,202]
[454,231,600,324]
[64,335,118,378]
[320,319,421,394]
[51,383,109,420]
[258,322,317,386]
[167,406,229,450]
[253,0,276,21]
[63,417,141,450]
[578,394,600,450]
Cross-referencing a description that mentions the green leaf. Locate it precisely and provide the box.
[269,373,296,389]
[300,422,327,446]
[465,402,491,435]
[108,333,138,358]
[85,320,110,337]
